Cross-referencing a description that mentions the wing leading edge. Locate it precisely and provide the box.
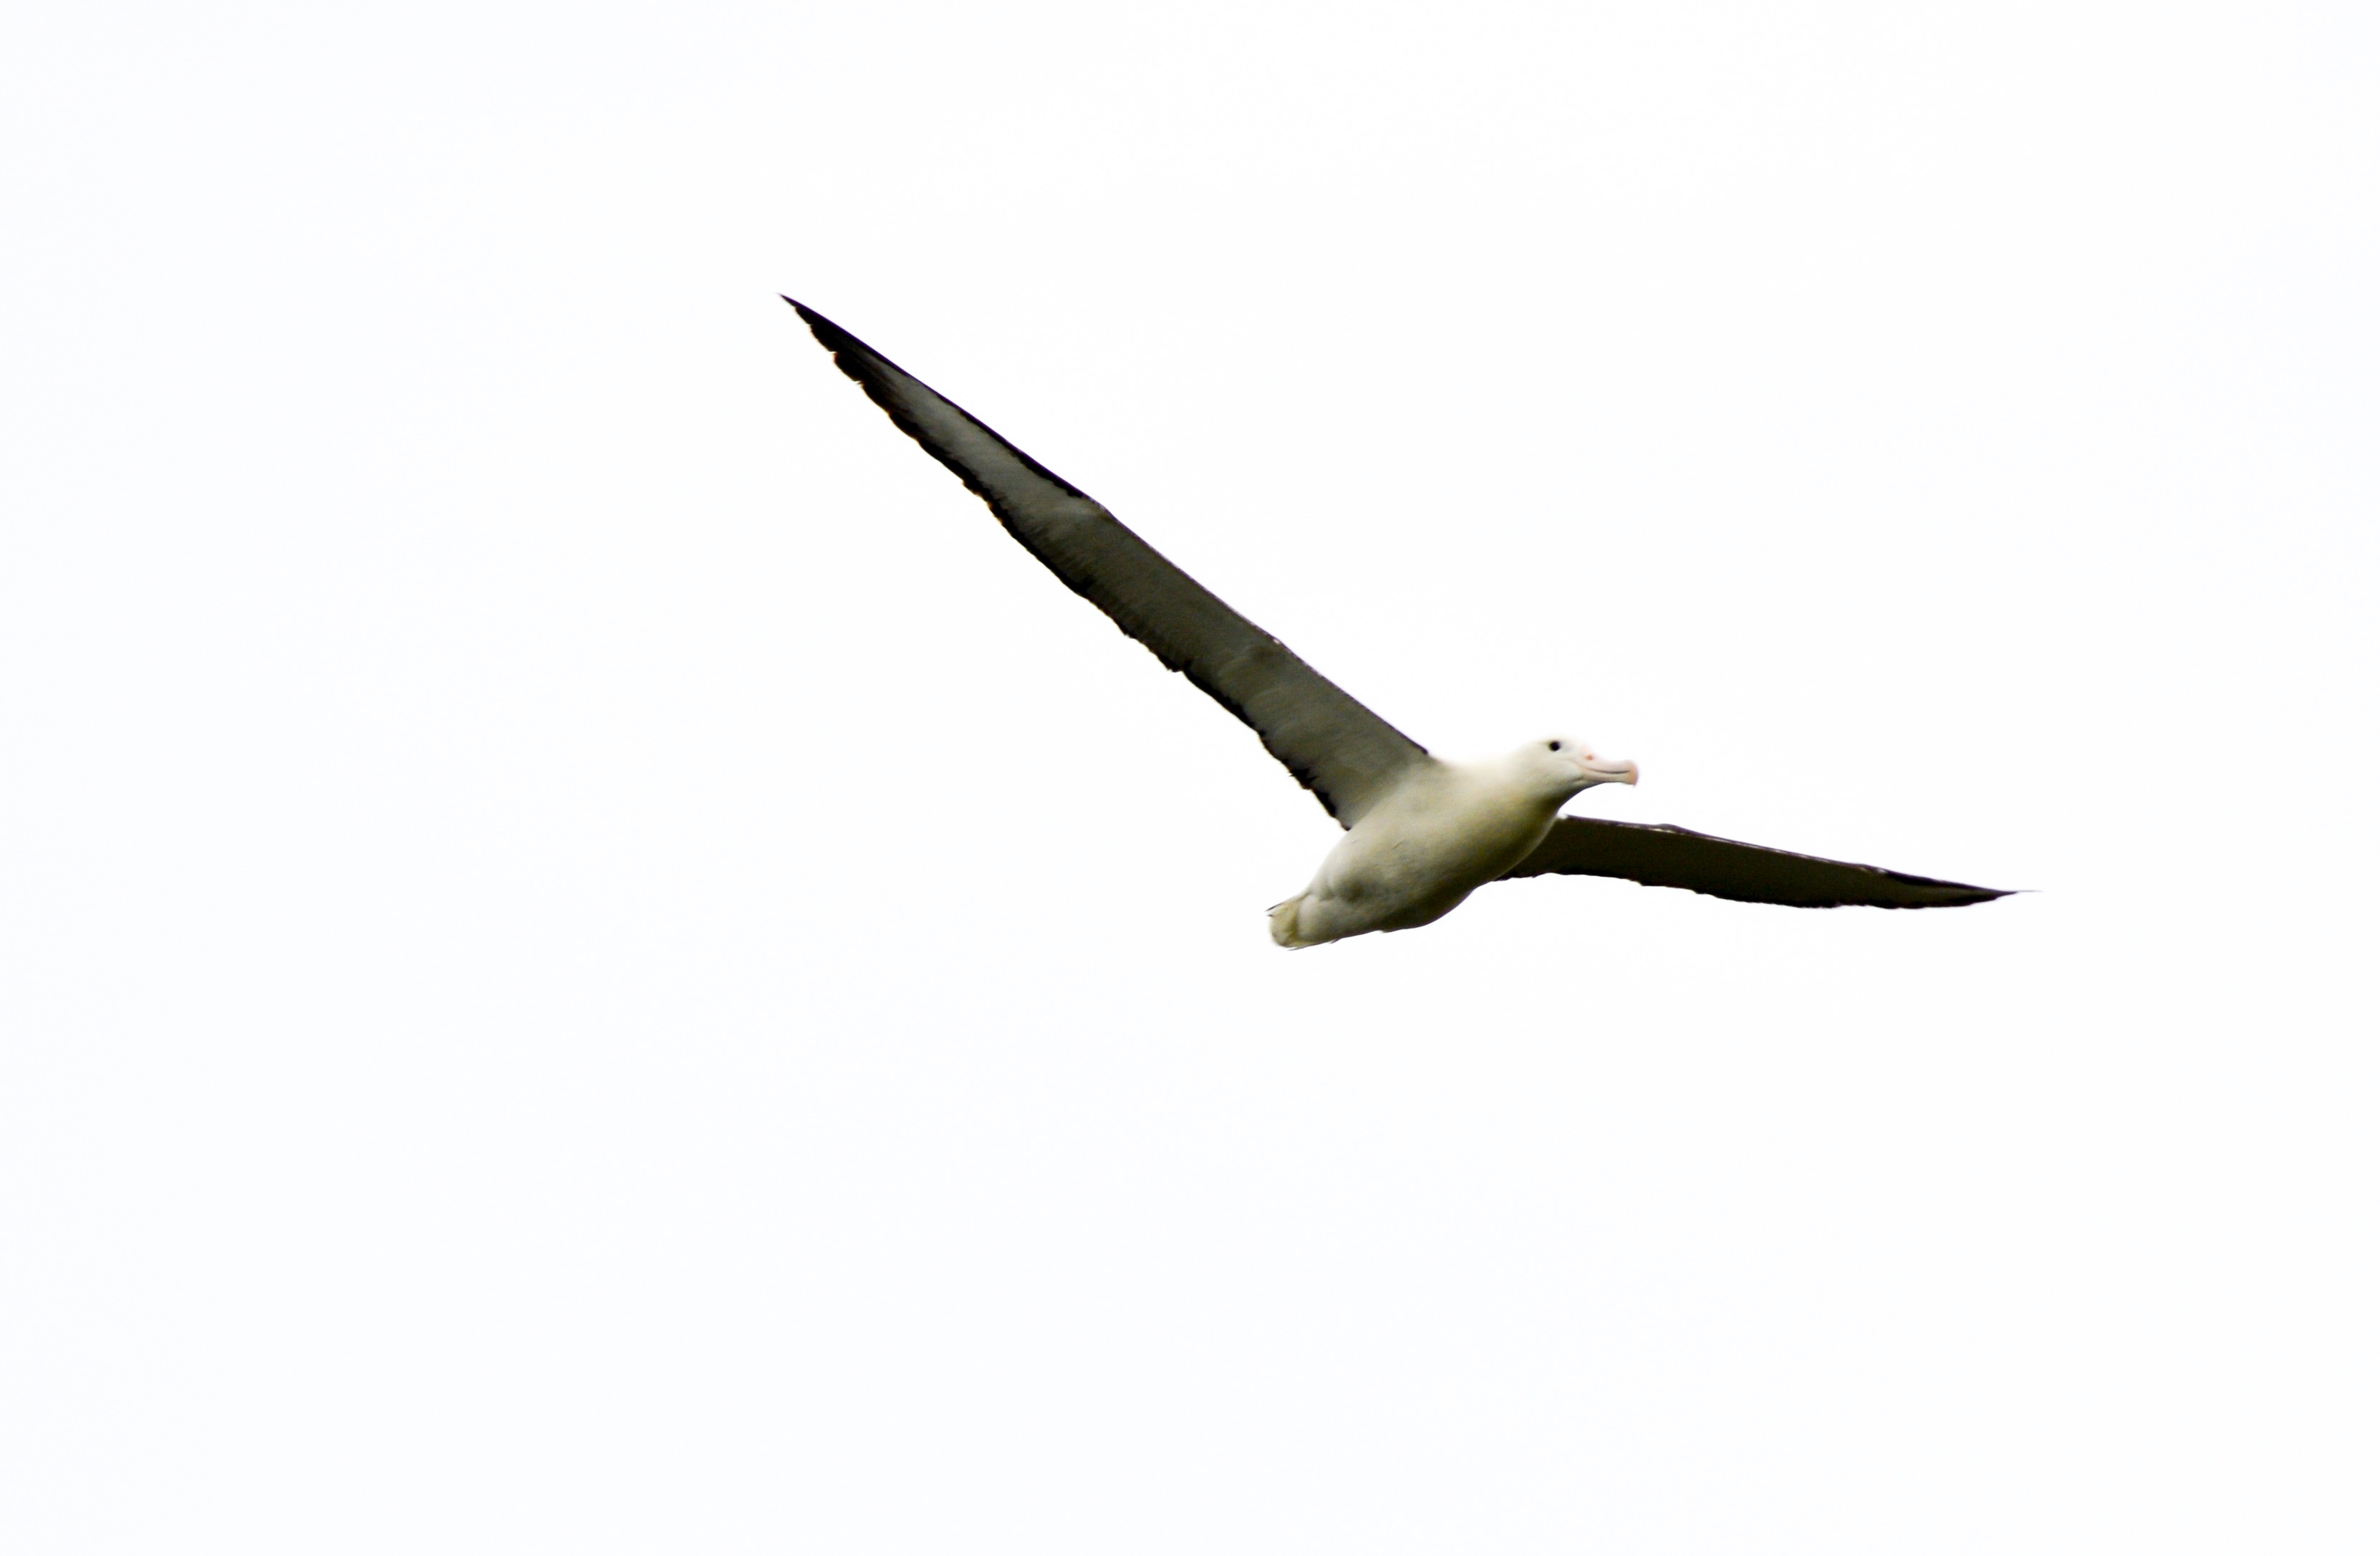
[1501,817,2011,908]
[787,299,1429,827]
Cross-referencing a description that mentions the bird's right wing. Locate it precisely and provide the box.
[1499,816,2011,908]
[789,299,1430,826]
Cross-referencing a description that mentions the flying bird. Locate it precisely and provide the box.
[786,299,2008,946]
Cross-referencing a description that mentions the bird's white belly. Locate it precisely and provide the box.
[1275,774,1561,946]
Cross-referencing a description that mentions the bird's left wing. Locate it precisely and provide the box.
[1499,816,2011,908]
[788,299,1430,826]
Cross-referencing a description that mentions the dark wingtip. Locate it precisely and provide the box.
[783,302,878,400]
[1877,878,2017,909]
[781,294,837,337]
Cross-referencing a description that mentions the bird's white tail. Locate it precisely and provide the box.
[1268,894,1311,949]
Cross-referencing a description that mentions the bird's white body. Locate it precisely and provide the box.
[1271,741,1637,947]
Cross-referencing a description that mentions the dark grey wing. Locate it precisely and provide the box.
[788,299,1429,826]
[1500,817,2012,908]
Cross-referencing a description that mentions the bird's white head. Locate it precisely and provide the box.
[1515,736,1639,801]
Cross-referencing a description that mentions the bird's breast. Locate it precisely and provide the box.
[1323,779,1561,910]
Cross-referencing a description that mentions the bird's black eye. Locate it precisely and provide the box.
[1548,740,1562,751]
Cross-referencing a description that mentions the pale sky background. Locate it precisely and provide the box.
[3,2,2375,1552]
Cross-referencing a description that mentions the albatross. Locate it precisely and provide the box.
[787,299,2009,946]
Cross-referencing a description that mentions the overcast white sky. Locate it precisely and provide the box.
[4,1,2375,1551]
